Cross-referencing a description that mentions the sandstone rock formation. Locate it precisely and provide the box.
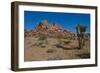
[25,20,77,40]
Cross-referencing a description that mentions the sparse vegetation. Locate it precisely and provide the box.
[33,34,48,48]
[24,20,90,61]
[40,44,46,48]
[47,54,64,60]
[38,33,47,41]
[77,53,90,58]
[62,40,71,45]
[46,49,56,53]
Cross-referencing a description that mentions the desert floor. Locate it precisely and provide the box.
[24,36,90,61]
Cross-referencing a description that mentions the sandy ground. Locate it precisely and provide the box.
[24,36,90,61]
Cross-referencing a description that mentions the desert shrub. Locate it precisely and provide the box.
[47,54,64,60]
[35,41,47,48]
[46,49,56,53]
[47,51,64,60]
[57,39,71,45]
[77,53,90,58]
[38,34,47,40]
[62,40,71,45]
[34,34,48,48]
[37,41,44,46]
[40,44,46,48]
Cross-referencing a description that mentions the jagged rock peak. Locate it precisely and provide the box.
[40,20,48,25]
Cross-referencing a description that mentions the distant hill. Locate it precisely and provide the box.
[25,20,89,40]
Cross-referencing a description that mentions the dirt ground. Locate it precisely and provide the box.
[24,36,90,61]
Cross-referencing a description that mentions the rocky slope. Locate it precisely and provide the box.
[25,20,76,40]
[24,20,90,61]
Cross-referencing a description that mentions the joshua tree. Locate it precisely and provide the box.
[76,24,86,49]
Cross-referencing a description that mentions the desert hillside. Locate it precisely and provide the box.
[24,20,90,61]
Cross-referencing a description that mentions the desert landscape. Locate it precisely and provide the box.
[24,20,90,61]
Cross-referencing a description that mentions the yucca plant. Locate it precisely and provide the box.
[76,24,86,49]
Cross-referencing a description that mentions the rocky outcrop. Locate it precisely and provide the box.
[25,20,77,40]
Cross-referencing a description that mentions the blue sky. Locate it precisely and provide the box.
[24,11,90,32]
